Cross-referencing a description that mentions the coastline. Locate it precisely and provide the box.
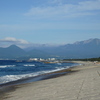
[1,61,100,100]
[0,63,75,99]
[0,60,76,87]
[0,67,72,87]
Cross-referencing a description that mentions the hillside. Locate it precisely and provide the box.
[0,38,100,59]
[0,45,26,59]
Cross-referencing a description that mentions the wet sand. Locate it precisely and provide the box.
[1,61,100,100]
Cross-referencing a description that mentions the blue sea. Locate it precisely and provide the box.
[0,60,79,85]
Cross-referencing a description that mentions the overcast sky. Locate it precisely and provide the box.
[0,0,100,48]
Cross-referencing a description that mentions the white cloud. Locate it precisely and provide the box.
[1,37,17,42]
[24,0,100,19]
[0,37,52,48]
[0,37,31,48]
[77,0,100,11]
[48,0,63,5]
[0,37,29,44]
[0,37,59,48]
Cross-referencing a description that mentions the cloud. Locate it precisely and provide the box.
[0,37,29,44]
[24,0,100,19]
[0,37,31,48]
[0,37,52,48]
[48,0,63,6]
[0,37,59,48]
[77,0,100,11]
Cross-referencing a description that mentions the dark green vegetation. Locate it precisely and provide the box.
[63,57,100,61]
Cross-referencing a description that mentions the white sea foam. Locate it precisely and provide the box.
[0,74,37,84]
[24,64,35,67]
[0,65,7,68]
[0,66,70,84]
[0,63,79,84]
[0,65,16,68]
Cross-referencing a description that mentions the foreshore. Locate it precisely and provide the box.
[1,61,100,100]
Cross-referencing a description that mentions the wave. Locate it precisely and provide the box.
[23,64,35,67]
[0,62,79,85]
[0,65,16,68]
[0,65,72,85]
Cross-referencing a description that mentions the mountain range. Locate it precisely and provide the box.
[0,38,100,59]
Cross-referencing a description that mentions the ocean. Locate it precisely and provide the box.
[0,60,79,85]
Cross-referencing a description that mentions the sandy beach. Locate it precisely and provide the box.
[1,61,100,100]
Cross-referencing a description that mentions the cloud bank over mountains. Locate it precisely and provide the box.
[0,37,29,44]
[0,37,59,48]
[0,37,31,48]
[0,38,100,59]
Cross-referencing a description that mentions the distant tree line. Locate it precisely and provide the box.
[63,57,100,61]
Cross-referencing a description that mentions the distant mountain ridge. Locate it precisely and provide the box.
[58,38,100,58]
[74,38,100,45]
[0,45,26,59]
[0,38,100,59]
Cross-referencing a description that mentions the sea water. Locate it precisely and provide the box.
[0,60,78,85]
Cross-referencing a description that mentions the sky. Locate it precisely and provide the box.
[0,0,100,48]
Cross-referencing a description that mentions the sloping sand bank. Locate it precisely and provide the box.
[1,61,100,100]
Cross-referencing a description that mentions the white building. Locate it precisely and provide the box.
[29,58,38,61]
[48,58,56,61]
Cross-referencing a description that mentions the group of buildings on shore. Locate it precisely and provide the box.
[29,58,56,61]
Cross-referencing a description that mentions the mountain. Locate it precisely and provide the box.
[27,49,51,58]
[26,38,100,59]
[55,38,100,58]
[0,45,26,59]
[0,45,52,59]
[0,38,100,59]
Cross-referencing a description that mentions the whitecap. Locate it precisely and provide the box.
[0,65,16,68]
[24,64,35,67]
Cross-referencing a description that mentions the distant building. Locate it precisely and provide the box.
[29,58,38,61]
[39,58,45,61]
[48,58,56,61]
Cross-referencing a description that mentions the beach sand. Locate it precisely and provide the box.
[1,61,100,100]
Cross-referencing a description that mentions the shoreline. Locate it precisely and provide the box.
[0,67,72,87]
[0,65,76,99]
[0,61,77,87]
[0,61,78,87]
[1,61,100,100]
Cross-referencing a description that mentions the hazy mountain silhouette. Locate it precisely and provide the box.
[0,38,100,59]
[56,38,100,58]
[0,45,26,59]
